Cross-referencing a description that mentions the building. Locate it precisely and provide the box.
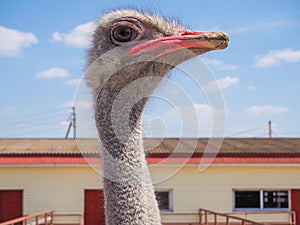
[0,138,299,225]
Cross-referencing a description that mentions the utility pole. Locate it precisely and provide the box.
[268,120,272,138]
[65,121,72,139]
[65,106,76,139]
[72,106,76,139]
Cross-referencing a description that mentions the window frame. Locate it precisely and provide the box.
[154,189,174,213]
[233,189,290,211]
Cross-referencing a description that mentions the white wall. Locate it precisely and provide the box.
[0,164,299,223]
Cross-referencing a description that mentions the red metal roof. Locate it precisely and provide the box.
[0,138,300,165]
[1,138,300,155]
[0,155,91,165]
[147,154,300,165]
[0,154,299,165]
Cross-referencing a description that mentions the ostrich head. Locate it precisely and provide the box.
[86,9,228,152]
[85,9,229,225]
[86,9,229,99]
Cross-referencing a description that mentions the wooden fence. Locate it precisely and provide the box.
[0,211,84,225]
[199,208,296,225]
[0,209,296,225]
[0,210,54,225]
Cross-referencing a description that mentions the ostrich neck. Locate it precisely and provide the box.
[95,72,162,225]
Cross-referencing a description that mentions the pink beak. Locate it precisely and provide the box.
[127,30,229,57]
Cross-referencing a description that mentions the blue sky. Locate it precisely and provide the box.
[0,0,300,138]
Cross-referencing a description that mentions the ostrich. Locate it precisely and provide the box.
[85,9,229,225]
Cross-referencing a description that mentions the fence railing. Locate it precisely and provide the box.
[0,210,54,225]
[199,208,264,225]
[0,209,295,225]
[226,211,296,225]
[199,208,296,225]
[0,211,85,225]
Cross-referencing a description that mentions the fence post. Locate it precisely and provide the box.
[226,216,230,225]
[205,211,208,225]
[291,211,296,225]
[35,215,39,225]
[45,213,48,225]
[49,211,53,225]
[199,209,202,224]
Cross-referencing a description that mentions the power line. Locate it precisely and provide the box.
[0,107,67,122]
[0,108,69,128]
[0,107,72,138]
[0,115,68,131]
[227,127,265,137]
[1,123,67,138]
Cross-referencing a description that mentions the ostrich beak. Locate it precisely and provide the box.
[127,30,229,57]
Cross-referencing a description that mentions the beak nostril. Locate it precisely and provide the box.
[178,30,191,36]
[178,30,205,36]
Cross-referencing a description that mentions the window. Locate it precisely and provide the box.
[155,190,173,212]
[234,190,289,210]
[235,191,260,209]
[263,191,289,209]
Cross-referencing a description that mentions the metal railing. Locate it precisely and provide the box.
[0,211,85,225]
[160,209,296,225]
[0,210,54,225]
[199,208,264,225]
[0,209,295,225]
[199,208,296,225]
[226,211,296,225]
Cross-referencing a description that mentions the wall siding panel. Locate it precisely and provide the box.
[0,165,299,224]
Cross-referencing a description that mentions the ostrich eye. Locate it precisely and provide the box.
[112,26,137,42]
[110,19,144,45]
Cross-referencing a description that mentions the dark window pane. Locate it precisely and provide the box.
[155,191,169,210]
[263,191,289,209]
[235,191,260,208]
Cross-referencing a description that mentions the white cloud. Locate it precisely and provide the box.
[158,104,214,136]
[36,67,69,79]
[65,78,82,86]
[217,76,240,89]
[60,120,70,127]
[204,76,239,92]
[52,31,63,42]
[202,58,238,70]
[76,100,92,110]
[254,49,300,68]
[144,103,227,137]
[0,26,38,57]
[229,26,250,34]
[51,22,96,48]
[63,100,91,110]
[4,106,18,116]
[248,85,256,91]
[245,105,289,117]
[186,104,212,122]
[63,101,75,108]
[229,20,293,34]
